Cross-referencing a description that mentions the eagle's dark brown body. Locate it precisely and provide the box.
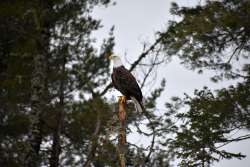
[111,66,143,103]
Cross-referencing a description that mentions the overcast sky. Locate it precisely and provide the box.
[92,0,250,166]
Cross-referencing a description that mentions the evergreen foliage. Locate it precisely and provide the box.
[1,0,250,166]
[159,0,250,166]
[0,0,169,166]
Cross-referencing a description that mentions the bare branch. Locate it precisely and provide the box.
[129,35,164,72]
[140,49,161,89]
[227,42,245,64]
[99,35,164,96]
[216,134,250,149]
[144,130,156,164]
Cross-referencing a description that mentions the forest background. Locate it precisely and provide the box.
[0,0,249,167]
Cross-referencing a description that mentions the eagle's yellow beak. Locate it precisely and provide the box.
[108,53,115,60]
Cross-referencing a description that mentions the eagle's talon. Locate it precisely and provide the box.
[118,96,127,103]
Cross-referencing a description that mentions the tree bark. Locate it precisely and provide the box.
[26,3,50,166]
[26,29,47,167]
[118,96,127,167]
[49,55,66,167]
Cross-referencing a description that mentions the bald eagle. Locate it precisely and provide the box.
[109,54,144,112]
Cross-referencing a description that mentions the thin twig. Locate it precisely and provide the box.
[227,42,245,64]
[216,134,250,149]
[140,50,161,89]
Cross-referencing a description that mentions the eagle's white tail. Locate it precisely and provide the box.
[131,96,143,113]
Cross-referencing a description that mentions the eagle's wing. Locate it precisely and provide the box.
[111,73,119,89]
[112,66,142,101]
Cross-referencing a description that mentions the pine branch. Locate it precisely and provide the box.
[83,109,101,167]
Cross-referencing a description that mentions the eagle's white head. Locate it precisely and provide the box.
[109,54,123,68]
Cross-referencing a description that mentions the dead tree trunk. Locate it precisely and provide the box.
[118,96,127,167]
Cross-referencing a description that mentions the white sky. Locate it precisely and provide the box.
[92,0,250,166]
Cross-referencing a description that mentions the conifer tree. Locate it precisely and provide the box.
[0,1,173,166]
[159,0,250,165]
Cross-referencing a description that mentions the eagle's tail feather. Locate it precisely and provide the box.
[131,96,144,113]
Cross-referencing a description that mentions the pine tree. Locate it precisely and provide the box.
[159,0,250,165]
[0,0,173,166]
